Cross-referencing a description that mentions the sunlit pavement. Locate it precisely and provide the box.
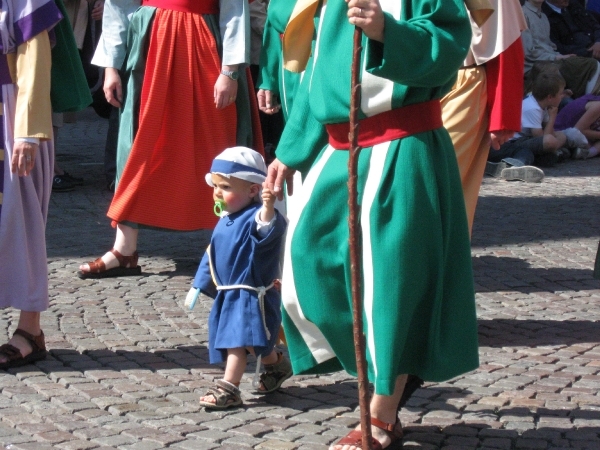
[0,108,598,449]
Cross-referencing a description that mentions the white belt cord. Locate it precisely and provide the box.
[216,282,275,340]
[216,282,275,388]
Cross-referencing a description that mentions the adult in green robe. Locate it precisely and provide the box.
[266,0,479,446]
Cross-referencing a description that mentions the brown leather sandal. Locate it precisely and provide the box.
[333,416,403,450]
[77,248,142,279]
[0,329,47,370]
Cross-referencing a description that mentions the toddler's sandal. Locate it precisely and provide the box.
[199,379,243,409]
[255,352,292,394]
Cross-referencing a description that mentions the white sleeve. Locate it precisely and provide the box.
[91,0,141,69]
[15,137,40,145]
[219,0,250,66]
[521,103,543,131]
[255,209,275,237]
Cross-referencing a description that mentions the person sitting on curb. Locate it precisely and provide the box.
[522,0,600,100]
[486,70,567,182]
[555,91,600,159]
[542,0,600,60]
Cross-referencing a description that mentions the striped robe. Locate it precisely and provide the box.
[276,0,480,396]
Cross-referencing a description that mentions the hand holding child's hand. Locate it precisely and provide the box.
[260,185,276,222]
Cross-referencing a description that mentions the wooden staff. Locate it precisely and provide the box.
[348,26,373,450]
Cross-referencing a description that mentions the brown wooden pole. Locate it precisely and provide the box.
[348,25,373,450]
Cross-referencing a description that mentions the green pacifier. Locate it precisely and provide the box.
[213,199,226,217]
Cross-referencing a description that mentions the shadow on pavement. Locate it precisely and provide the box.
[473,255,600,293]
[478,319,600,347]
[473,195,600,247]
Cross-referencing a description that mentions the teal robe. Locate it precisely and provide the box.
[276,0,479,395]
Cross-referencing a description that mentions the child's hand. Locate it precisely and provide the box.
[262,186,275,207]
[548,105,558,118]
[260,185,276,222]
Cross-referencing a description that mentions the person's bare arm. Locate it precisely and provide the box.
[545,105,559,137]
[575,100,600,141]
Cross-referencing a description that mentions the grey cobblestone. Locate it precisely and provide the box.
[0,108,595,449]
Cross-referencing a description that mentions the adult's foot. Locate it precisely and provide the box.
[78,249,140,279]
[79,250,122,274]
[329,417,403,450]
[0,333,34,363]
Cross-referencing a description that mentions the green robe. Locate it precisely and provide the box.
[50,0,92,113]
[258,0,301,120]
[277,0,479,395]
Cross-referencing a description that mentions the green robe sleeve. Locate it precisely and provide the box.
[274,58,328,175]
[365,0,471,88]
[258,16,281,94]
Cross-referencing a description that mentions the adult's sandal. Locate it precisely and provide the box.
[77,248,142,279]
[199,379,243,409]
[0,329,47,370]
[333,416,403,450]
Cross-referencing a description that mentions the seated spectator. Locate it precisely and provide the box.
[555,91,600,158]
[486,71,567,182]
[523,0,600,98]
[542,0,600,59]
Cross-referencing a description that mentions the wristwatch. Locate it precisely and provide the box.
[221,69,239,80]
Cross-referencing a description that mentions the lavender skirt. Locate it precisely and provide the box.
[0,84,53,311]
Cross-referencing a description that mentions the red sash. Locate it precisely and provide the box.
[142,0,219,14]
[326,99,443,150]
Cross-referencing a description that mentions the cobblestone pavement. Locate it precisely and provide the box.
[0,108,599,450]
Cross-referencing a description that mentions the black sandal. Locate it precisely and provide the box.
[255,352,293,393]
[199,379,243,409]
[0,329,47,370]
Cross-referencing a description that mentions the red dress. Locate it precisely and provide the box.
[108,4,263,231]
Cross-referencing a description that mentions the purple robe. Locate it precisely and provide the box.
[0,0,61,311]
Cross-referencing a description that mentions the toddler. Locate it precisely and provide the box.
[186,147,292,409]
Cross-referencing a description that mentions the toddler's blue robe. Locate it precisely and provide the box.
[193,203,287,363]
